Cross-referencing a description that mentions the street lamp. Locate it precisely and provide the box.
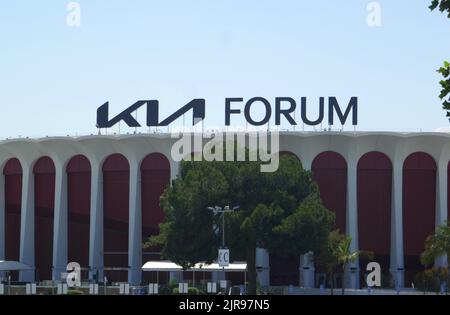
[208,205,239,248]
[208,205,239,290]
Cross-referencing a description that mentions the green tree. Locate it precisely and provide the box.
[430,0,450,17]
[146,152,335,294]
[437,61,450,118]
[315,230,345,295]
[430,2,450,117]
[421,221,450,267]
[316,231,373,295]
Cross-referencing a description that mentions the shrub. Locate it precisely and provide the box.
[413,270,440,293]
[158,285,172,295]
[67,289,84,295]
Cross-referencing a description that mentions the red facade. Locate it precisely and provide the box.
[312,151,347,232]
[103,154,129,282]
[141,153,170,283]
[4,158,22,280]
[67,155,91,276]
[403,152,436,285]
[34,157,55,281]
[141,153,170,238]
[357,152,392,273]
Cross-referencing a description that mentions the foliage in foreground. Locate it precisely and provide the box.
[146,152,335,294]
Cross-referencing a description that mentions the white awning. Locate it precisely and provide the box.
[142,261,247,272]
[0,260,32,271]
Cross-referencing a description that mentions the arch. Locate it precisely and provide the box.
[102,153,129,282]
[33,156,56,281]
[279,151,300,160]
[357,152,392,277]
[3,158,22,280]
[403,152,436,286]
[140,153,170,238]
[141,153,171,283]
[311,151,347,232]
[66,155,91,278]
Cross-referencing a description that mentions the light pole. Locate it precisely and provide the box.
[208,205,239,291]
[208,205,239,248]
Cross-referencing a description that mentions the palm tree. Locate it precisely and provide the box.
[316,231,373,295]
[336,236,360,295]
[421,222,450,268]
[420,222,450,293]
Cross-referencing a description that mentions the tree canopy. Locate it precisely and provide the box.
[147,152,335,293]
[421,222,450,267]
[430,0,450,18]
[429,1,450,118]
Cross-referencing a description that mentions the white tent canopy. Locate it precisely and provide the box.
[142,261,247,272]
[0,260,32,271]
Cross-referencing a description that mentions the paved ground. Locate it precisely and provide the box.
[290,287,445,295]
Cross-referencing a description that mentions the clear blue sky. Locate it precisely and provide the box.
[1,0,450,138]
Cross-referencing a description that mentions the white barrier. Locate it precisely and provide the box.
[207,282,217,293]
[26,283,37,295]
[57,283,68,295]
[148,283,158,294]
[89,283,99,295]
[119,283,130,295]
[0,283,4,295]
[178,282,188,294]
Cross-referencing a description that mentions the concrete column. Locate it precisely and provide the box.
[436,164,448,267]
[390,162,404,287]
[300,159,314,288]
[170,160,180,181]
[299,252,315,288]
[255,248,270,287]
[0,171,5,261]
[346,160,359,289]
[19,165,35,282]
[52,165,68,280]
[89,164,103,282]
[128,162,142,284]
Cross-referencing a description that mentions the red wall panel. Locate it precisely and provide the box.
[403,152,436,285]
[67,155,91,273]
[141,153,170,284]
[103,154,129,282]
[34,157,55,281]
[141,153,170,239]
[312,151,347,232]
[357,152,392,272]
[4,158,22,280]
[270,253,299,286]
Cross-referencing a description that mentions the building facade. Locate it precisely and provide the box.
[0,132,449,287]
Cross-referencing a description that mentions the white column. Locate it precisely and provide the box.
[89,164,103,282]
[52,165,68,280]
[299,252,315,288]
[300,159,315,288]
[128,162,142,284]
[19,165,35,282]
[170,160,180,181]
[0,171,5,260]
[436,164,448,267]
[168,161,180,283]
[390,162,404,287]
[255,248,270,287]
[346,160,359,289]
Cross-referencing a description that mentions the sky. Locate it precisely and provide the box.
[0,0,450,138]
